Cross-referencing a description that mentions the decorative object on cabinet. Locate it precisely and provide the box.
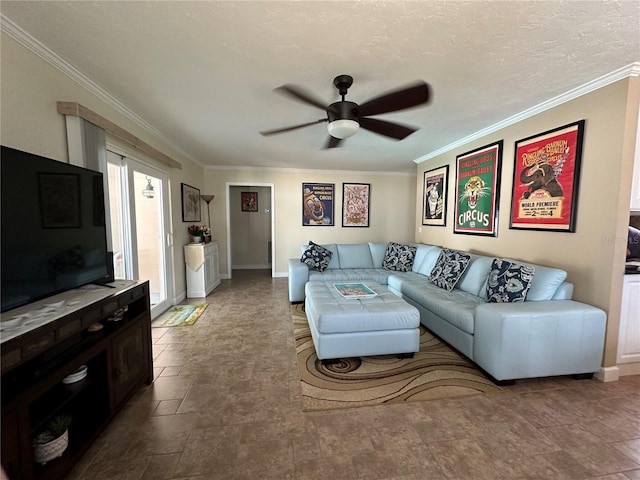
[453,141,502,236]
[187,224,210,244]
[181,183,201,222]
[185,242,220,298]
[241,192,258,212]
[302,183,334,226]
[342,183,370,227]
[422,165,448,226]
[509,120,585,232]
[32,414,72,465]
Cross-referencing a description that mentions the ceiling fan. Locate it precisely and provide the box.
[260,74,431,148]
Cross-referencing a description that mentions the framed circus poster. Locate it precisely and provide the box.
[302,183,334,226]
[509,120,585,232]
[422,165,448,226]
[453,141,503,236]
[342,183,370,227]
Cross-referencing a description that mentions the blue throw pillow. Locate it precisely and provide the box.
[382,242,417,272]
[300,241,333,272]
[486,258,535,303]
[429,249,471,291]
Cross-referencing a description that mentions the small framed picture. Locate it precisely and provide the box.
[302,183,334,226]
[241,192,258,212]
[422,165,448,226]
[181,183,201,222]
[342,183,370,227]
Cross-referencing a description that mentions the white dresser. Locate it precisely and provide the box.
[184,241,220,298]
[617,274,640,372]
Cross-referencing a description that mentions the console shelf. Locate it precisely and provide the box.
[1,281,153,480]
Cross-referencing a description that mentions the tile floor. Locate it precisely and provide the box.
[68,270,640,480]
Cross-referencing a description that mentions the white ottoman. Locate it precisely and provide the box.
[304,281,420,360]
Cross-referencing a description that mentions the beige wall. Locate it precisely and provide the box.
[415,77,640,369]
[0,33,205,299]
[205,168,417,276]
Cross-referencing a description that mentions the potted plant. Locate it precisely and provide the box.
[33,414,72,465]
[187,225,210,243]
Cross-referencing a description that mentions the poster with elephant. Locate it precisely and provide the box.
[453,141,502,236]
[302,183,334,226]
[510,120,584,232]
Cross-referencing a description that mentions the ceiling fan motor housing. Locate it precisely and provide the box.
[327,100,359,123]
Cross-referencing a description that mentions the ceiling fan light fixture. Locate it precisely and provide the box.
[327,119,359,139]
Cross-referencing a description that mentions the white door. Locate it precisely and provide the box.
[107,151,172,318]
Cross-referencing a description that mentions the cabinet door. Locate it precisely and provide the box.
[111,321,147,408]
[1,410,26,480]
[618,275,640,364]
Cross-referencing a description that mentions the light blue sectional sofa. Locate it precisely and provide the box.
[288,242,607,383]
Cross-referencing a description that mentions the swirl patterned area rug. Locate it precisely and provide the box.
[292,304,501,411]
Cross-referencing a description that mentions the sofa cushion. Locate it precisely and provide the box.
[308,268,390,285]
[394,276,482,335]
[486,258,535,303]
[382,242,417,272]
[412,244,439,273]
[416,247,443,276]
[499,258,567,301]
[368,242,388,268]
[337,244,374,269]
[457,255,494,296]
[430,249,471,291]
[300,241,333,272]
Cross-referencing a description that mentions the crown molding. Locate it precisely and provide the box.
[414,61,640,164]
[1,13,199,166]
[206,164,416,177]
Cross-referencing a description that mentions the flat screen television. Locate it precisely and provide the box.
[1,145,112,312]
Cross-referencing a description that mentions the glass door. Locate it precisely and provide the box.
[107,151,172,318]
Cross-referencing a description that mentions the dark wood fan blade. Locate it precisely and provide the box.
[359,117,418,140]
[275,85,334,112]
[324,136,342,149]
[358,81,430,117]
[260,118,327,136]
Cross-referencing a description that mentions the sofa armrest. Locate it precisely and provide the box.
[473,300,606,381]
[288,258,310,302]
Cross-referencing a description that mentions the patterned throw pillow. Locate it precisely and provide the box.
[429,249,471,291]
[382,242,418,272]
[300,241,333,272]
[486,259,535,303]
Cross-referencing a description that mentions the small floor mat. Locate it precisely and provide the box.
[152,304,208,327]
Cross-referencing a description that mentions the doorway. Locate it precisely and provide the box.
[107,150,173,318]
[226,183,275,278]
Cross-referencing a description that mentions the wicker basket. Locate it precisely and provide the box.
[33,429,68,465]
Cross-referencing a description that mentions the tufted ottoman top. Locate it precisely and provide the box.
[304,281,420,334]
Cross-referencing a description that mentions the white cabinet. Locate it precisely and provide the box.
[631,118,640,211]
[617,274,640,365]
[185,241,220,298]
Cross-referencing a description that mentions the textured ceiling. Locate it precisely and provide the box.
[1,1,639,173]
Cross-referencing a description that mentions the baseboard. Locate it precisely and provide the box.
[594,366,619,382]
[232,264,271,269]
[618,362,640,377]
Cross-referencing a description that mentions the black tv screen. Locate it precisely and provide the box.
[1,146,111,312]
